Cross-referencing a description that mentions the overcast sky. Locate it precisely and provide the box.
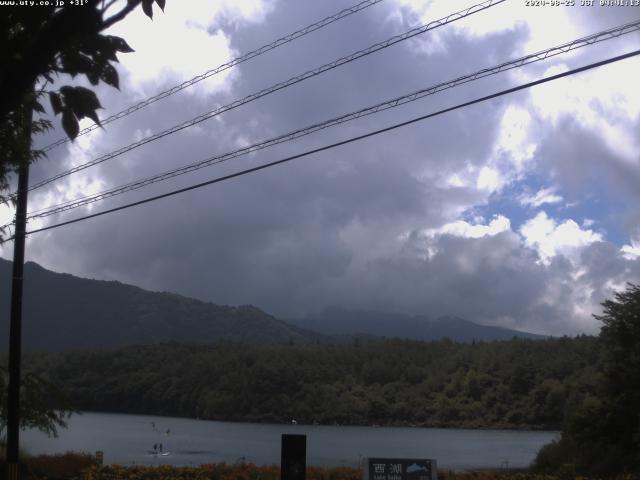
[2,0,640,335]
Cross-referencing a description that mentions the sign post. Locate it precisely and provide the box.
[281,434,306,480]
[365,458,437,480]
[5,91,33,480]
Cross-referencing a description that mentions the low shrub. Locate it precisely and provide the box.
[26,452,97,480]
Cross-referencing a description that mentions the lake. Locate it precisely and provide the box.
[22,412,558,470]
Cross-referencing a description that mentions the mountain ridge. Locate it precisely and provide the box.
[0,258,545,352]
[0,259,309,351]
[289,307,546,341]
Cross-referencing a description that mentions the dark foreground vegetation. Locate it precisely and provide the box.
[531,284,640,476]
[0,453,637,480]
[26,336,599,430]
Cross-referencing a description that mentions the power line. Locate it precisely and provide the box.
[40,0,386,153]
[27,0,506,192]
[7,48,638,242]
[24,19,640,221]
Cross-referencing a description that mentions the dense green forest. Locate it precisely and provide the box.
[25,336,600,430]
[533,284,640,475]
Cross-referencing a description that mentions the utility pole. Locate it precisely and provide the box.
[5,97,32,480]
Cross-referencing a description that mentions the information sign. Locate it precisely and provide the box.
[365,458,437,480]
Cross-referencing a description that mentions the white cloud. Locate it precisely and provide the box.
[444,172,467,188]
[458,105,538,200]
[391,0,580,55]
[216,0,273,25]
[519,187,563,208]
[520,211,603,263]
[492,105,536,171]
[422,214,511,240]
[621,239,640,260]
[476,166,503,193]
[106,0,274,97]
[522,59,640,165]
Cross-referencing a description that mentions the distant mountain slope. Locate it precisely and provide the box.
[289,306,546,342]
[0,259,310,352]
[0,259,545,352]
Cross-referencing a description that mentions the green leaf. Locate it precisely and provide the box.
[74,86,102,111]
[49,92,63,115]
[32,119,52,136]
[59,52,94,77]
[98,42,119,62]
[85,109,102,127]
[60,86,102,126]
[61,109,79,140]
[108,35,135,54]
[100,63,119,89]
[87,70,100,85]
[142,0,153,19]
[33,100,45,114]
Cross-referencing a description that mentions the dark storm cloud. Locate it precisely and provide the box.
[9,0,640,335]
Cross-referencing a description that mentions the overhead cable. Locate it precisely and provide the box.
[40,0,386,152]
[25,19,640,220]
[6,48,637,242]
[28,0,506,192]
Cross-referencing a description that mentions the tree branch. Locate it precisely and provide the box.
[102,0,141,30]
[101,0,120,14]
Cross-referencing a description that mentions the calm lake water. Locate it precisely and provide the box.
[22,412,558,470]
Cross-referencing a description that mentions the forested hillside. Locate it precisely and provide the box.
[0,260,310,351]
[0,260,544,351]
[27,336,599,430]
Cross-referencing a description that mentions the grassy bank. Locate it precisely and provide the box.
[80,465,639,480]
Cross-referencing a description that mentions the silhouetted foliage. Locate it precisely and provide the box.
[0,0,165,209]
[533,283,640,476]
[0,365,74,440]
[22,451,97,480]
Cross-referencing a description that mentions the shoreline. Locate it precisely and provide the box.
[69,409,561,433]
